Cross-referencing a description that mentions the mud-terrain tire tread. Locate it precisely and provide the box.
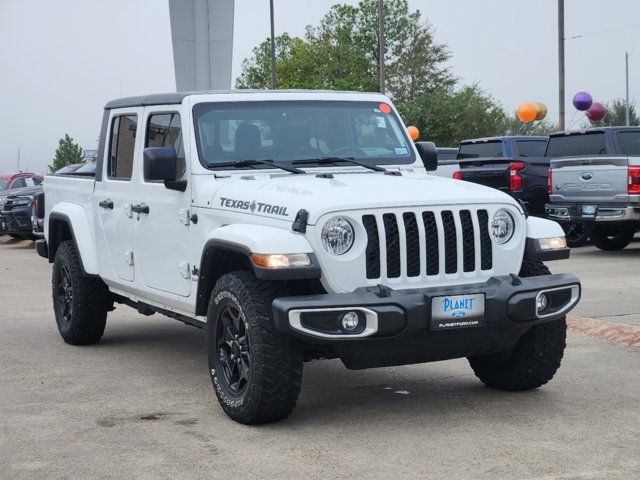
[206,270,302,424]
[468,260,566,391]
[590,225,634,251]
[52,240,109,345]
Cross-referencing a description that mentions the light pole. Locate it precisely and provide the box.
[379,0,385,94]
[270,0,277,89]
[558,0,565,130]
[625,52,630,126]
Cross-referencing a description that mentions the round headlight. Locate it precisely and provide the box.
[491,209,515,245]
[321,217,354,255]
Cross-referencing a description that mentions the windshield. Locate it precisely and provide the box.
[457,141,503,159]
[515,140,547,157]
[192,100,415,169]
[546,132,607,157]
[617,131,640,155]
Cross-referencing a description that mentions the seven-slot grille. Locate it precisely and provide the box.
[362,208,493,280]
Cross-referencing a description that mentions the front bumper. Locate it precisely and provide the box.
[546,203,640,223]
[273,273,580,370]
[0,208,38,236]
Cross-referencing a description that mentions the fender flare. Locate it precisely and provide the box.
[195,224,321,316]
[48,204,98,275]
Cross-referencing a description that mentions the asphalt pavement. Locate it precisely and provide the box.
[1,235,638,480]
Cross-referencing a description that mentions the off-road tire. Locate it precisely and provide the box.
[590,225,635,251]
[52,240,109,345]
[206,271,303,424]
[467,260,566,391]
[562,222,589,248]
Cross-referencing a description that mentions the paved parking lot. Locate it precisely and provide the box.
[1,236,639,480]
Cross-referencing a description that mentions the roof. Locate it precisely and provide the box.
[104,89,384,109]
[459,135,548,144]
[549,126,640,137]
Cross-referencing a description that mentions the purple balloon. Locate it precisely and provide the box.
[573,91,593,111]
[586,102,606,121]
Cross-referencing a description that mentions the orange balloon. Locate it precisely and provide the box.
[407,125,420,141]
[516,103,537,123]
[534,102,547,121]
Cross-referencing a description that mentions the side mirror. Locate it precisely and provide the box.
[415,141,438,171]
[144,147,177,181]
[143,147,187,192]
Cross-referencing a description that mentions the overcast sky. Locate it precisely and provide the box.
[1,0,639,173]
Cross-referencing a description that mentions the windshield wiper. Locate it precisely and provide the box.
[293,156,387,172]
[212,159,304,174]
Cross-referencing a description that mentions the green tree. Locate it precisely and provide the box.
[500,116,559,136]
[236,0,507,146]
[49,134,84,172]
[588,98,639,127]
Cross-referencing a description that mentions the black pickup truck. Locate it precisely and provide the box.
[453,136,549,215]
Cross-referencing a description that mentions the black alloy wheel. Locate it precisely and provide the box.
[216,304,251,395]
[55,263,74,327]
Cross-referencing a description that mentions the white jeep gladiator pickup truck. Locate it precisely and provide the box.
[38,90,580,424]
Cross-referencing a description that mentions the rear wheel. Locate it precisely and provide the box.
[562,222,589,248]
[52,241,110,345]
[467,260,566,391]
[590,225,635,250]
[206,271,302,424]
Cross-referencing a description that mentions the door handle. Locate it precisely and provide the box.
[131,203,150,214]
[99,199,114,210]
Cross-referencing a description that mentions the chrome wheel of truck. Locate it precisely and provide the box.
[206,271,302,424]
[467,260,566,391]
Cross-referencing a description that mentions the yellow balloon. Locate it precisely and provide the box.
[534,102,547,121]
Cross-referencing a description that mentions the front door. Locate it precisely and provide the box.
[133,109,192,297]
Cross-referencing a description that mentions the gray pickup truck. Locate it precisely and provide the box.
[545,127,640,250]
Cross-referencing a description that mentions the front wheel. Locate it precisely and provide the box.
[590,225,635,250]
[467,260,566,391]
[206,271,302,424]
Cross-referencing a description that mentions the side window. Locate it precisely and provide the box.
[32,177,42,185]
[108,114,138,180]
[9,177,26,189]
[145,113,185,180]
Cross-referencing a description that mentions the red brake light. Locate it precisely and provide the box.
[548,167,553,195]
[453,171,463,180]
[509,161,525,192]
[629,166,640,194]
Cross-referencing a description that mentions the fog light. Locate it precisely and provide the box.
[341,311,360,331]
[536,293,548,313]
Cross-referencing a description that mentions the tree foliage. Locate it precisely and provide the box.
[236,0,518,147]
[588,98,639,127]
[49,134,84,172]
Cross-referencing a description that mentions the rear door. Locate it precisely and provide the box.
[94,110,142,283]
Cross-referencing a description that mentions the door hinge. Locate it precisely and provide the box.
[178,208,190,226]
[124,250,134,266]
[178,262,190,279]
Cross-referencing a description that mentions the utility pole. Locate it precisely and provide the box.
[625,52,630,126]
[379,0,385,94]
[17,147,20,172]
[558,0,565,130]
[269,0,277,89]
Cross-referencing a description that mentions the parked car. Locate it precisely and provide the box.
[453,136,549,215]
[38,90,580,424]
[546,126,640,250]
[430,146,459,178]
[0,172,43,191]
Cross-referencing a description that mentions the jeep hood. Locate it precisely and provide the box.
[210,172,521,224]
